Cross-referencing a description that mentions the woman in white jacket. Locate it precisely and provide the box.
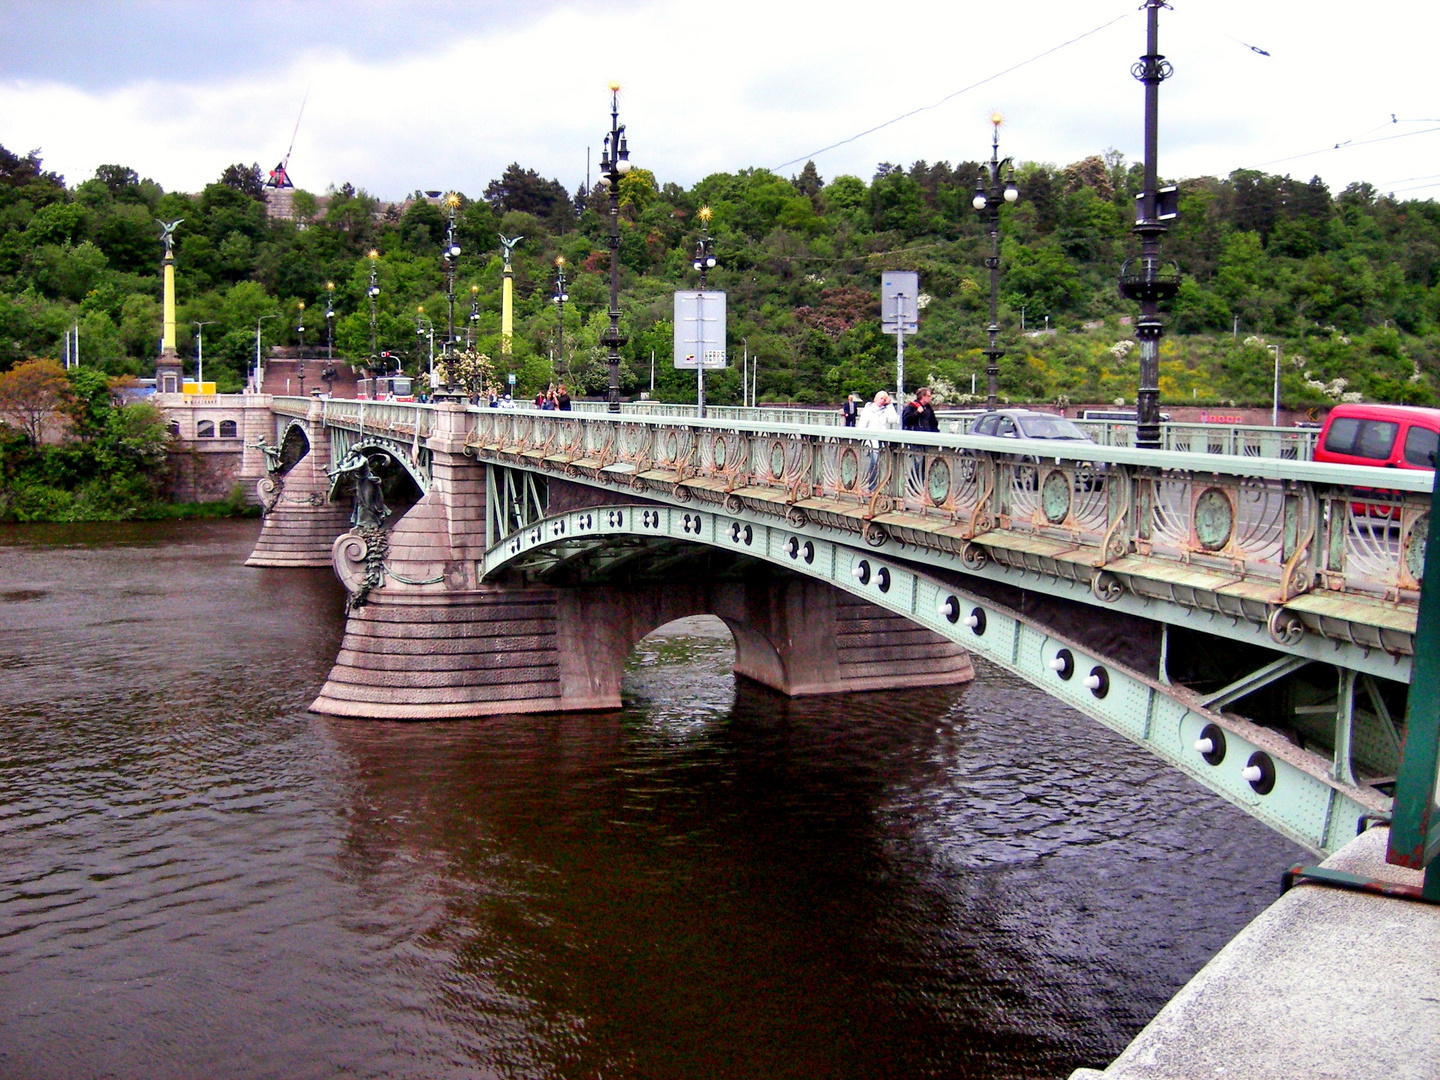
[856,391,899,489]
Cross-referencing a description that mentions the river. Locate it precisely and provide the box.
[0,519,1302,1079]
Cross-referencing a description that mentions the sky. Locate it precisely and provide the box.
[1,0,1437,203]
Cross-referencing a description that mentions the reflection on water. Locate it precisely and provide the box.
[0,520,1303,1080]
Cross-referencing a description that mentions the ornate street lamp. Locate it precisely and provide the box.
[692,205,717,417]
[1119,0,1180,449]
[444,192,461,348]
[972,113,1019,410]
[367,249,380,364]
[597,80,632,412]
[324,281,336,361]
[468,284,480,349]
[552,256,569,379]
[415,305,434,379]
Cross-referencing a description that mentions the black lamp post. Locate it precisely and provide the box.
[468,285,480,349]
[692,205,717,417]
[324,281,335,361]
[597,80,632,413]
[444,193,461,349]
[367,250,380,363]
[553,256,568,379]
[972,113,1019,410]
[1119,0,1180,449]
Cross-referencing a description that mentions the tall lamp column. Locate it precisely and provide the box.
[692,206,716,418]
[366,250,381,364]
[444,193,461,349]
[1119,0,1179,449]
[972,113,1018,411]
[552,256,568,380]
[598,80,632,413]
[324,281,335,361]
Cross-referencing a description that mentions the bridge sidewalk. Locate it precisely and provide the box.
[1069,825,1437,1080]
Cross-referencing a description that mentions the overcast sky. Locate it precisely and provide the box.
[1,1,1437,203]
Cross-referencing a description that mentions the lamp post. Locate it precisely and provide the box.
[468,284,480,349]
[597,80,632,412]
[416,306,434,379]
[553,256,568,380]
[366,249,380,364]
[972,113,1019,410]
[1269,343,1282,426]
[444,193,461,349]
[1119,0,1179,449]
[254,314,277,392]
[692,205,717,418]
[192,320,215,386]
[324,281,335,361]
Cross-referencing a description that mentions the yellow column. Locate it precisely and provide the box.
[501,267,513,357]
[162,250,177,355]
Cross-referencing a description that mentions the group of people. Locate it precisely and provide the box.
[486,384,572,410]
[842,388,938,434]
[843,388,938,489]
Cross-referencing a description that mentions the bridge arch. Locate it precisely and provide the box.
[277,419,311,476]
[479,502,1385,856]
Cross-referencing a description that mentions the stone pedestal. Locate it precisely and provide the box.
[245,399,350,567]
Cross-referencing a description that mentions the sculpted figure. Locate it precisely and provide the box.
[498,234,524,270]
[157,218,184,253]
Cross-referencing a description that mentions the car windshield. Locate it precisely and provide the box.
[1016,415,1090,440]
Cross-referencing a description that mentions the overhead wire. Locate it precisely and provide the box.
[773,9,1134,173]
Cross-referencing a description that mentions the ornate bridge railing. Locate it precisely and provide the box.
[570,401,1320,458]
[465,407,1428,666]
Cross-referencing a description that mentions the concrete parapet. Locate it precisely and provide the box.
[1068,825,1434,1080]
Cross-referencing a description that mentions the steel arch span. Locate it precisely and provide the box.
[483,502,1385,856]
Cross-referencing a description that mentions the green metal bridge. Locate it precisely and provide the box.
[270,396,1440,884]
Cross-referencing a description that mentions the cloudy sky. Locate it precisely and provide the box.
[1,1,1437,202]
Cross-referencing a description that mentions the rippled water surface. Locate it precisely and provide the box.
[0,519,1303,1079]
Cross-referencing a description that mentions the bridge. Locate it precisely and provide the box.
[220,393,1440,868]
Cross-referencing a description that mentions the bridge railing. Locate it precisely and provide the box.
[561,401,1319,459]
[465,407,1432,626]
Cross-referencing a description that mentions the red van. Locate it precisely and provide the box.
[1314,403,1440,470]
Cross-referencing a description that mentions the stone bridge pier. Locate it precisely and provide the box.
[310,404,972,720]
[246,398,352,568]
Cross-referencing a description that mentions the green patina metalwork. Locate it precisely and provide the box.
[1193,487,1234,551]
[1041,469,1072,524]
[347,523,388,611]
[1388,476,1440,898]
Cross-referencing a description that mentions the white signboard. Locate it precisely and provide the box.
[674,290,727,370]
[881,271,919,334]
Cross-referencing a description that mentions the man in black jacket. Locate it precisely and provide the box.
[901,387,938,432]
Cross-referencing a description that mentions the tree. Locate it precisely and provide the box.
[485,164,571,220]
[220,162,266,199]
[0,359,72,444]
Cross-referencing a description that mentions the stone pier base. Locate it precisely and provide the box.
[245,405,350,568]
[311,573,973,720]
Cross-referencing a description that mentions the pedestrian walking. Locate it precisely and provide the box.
[856,390,899,489]
[842,393,859,427]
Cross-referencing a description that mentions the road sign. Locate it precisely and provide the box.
[507,373,516,385]
[881,271,919,334]
[674,290,727,369]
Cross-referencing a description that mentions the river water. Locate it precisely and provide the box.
[0,519,1302,1080]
